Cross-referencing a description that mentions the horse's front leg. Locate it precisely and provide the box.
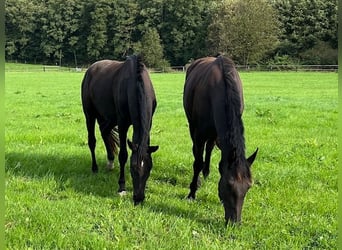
[118,123,129,195]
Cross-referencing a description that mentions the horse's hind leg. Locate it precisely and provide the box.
[99,120,115,170]
[86,116,98,173]
[101,133,115,170]
[118,122,129,194]
[203,138,215,179]
[188,136,205,200]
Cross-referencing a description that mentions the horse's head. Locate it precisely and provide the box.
[218,148,258,224]
[128,140,159,205]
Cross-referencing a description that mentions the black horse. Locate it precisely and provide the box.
[81,55,158,205]
[183,55,258,224]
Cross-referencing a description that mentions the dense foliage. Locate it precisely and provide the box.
[5,0,337,66]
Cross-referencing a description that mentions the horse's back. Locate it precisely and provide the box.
[81,60,123,120]
[183,57,222,122]
[83,60,122,90]
[183,56,243,141]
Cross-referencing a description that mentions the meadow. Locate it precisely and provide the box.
[5,69,337,249]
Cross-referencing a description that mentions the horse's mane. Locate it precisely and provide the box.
[129,55,150,159]
[217,55,246,161]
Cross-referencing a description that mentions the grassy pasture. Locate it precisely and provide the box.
[5,69,337,249]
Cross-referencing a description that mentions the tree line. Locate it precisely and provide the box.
[5,0,338,67]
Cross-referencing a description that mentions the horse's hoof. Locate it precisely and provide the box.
[107,161,114,171]
[187,194,195,201]
[118,191,127,197]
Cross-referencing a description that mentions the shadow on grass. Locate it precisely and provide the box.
[6,151,229,230]
[146,198,226,229]
[142,179,229,230]
[5,151,129,198]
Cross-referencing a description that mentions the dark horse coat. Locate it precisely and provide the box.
[183,55,258,224]
[81,55,158,205]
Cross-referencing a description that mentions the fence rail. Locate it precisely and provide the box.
[149,64,338,73]
[5,64,338,72]
[5,66,87,72]
[42,65,60,72]
[236,64,338,72]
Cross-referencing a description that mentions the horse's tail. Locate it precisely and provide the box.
[136,54,144,83]
[109,126,120,155]
[217,55,245,154]
[217,55,242,116]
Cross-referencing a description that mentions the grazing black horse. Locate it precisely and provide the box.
[81,55,159,205]
[183,55,258,224]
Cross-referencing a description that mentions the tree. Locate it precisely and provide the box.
[135,0,164,33]
[5,0,43,62]
[39,0,83,65]
[135,28,165,68]
[159,0,210,65]
[4,0,338,65]
[61,0,83,67]
[108,0,139,59]
[208,0,280,65]
[84,0,111,60]
[272,0,338,64]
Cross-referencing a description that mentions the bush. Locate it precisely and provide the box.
[299,41,338,65]
[267,54,299,70]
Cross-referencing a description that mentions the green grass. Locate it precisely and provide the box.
[5,62,77,72]
[5,63,43,71]
[5,70,337,249]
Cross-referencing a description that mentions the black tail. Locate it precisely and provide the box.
[109,126,120,155]
[217,55,245,155]
[217,55,241,115]
[136,54,144,82]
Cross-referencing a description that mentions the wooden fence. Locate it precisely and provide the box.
[5,64,338,73]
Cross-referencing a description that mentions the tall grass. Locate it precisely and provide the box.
[5,70,337,249]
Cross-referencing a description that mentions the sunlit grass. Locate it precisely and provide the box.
[5,70,337,249]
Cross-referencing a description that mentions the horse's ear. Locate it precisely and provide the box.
[148,145,159,154]
[247,148,258,166]
[127,140,138,151]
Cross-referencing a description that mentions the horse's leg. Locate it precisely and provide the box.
[101,123,115,170]
[99,121,115,171]
[101,132,115,170]
[188,134,205,200]
[118,122,129,194]
[86,115,98,173]
[203,138,215,179]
